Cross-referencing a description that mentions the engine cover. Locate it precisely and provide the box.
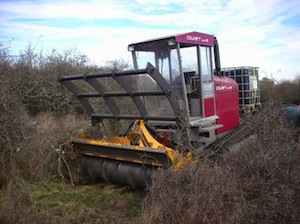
[214,76,240,134]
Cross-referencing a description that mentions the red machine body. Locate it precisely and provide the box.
[214,76,240,134]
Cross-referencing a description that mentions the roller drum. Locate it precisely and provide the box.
[81,156,155,188]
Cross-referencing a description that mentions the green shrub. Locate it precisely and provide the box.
[260,75,300,104]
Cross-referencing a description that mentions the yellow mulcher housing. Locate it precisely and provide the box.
[56,31,237,188]
[75,120,189,188]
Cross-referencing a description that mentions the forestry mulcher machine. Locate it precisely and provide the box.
[57,31,255,188]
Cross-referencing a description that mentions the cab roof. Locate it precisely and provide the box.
[128,31,215,48]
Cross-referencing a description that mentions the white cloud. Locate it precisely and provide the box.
[0,0,300,80]
[0,0,129,20]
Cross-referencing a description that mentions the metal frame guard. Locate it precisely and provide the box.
[56,62,181,124]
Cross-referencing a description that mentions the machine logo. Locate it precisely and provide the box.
[186,35,209,43]
[216,85,233,91]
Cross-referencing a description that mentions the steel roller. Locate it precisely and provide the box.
[81,156,155,189]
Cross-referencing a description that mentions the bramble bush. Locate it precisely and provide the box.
[141,105,300,224]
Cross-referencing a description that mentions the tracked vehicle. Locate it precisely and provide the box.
[57,31,258,188]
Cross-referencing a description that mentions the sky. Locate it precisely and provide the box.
[1,0,300,81]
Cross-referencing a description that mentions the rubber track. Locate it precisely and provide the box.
[208,121,253,153]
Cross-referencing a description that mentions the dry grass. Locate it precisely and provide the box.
[14,112,89,182]
[141,106,300,224]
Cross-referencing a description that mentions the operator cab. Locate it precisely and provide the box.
[128,31,217,124]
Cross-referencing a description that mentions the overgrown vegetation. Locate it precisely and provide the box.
[1,43,300,223]
[141,106,300,223]
[260,75,300,104]
[0,45,141,223]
